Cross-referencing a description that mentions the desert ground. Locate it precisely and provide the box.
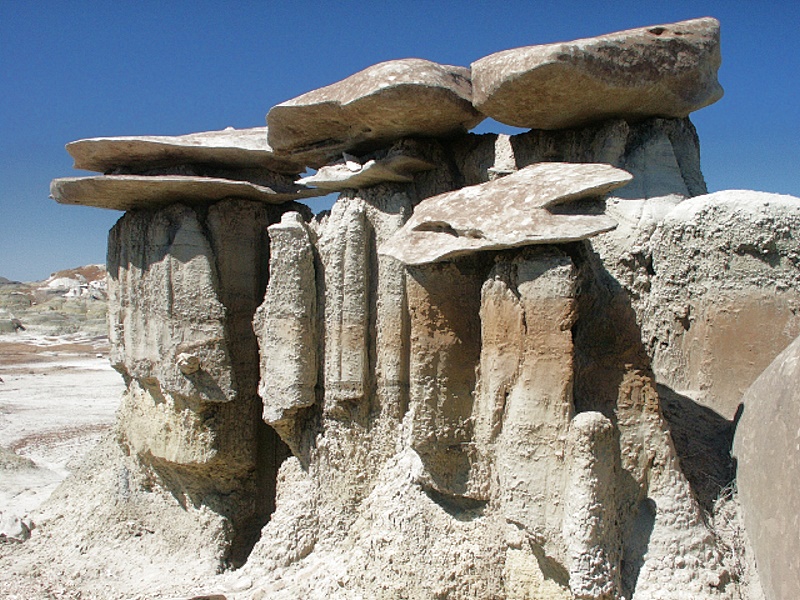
[0,332,124,525]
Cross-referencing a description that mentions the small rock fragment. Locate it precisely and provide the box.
[0,513,32,542]
[298,154,435,191]
[176,353,201,375]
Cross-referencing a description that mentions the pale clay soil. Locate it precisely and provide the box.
[0,332,764,600]
[0,334,259,599]
[0,333,123,598]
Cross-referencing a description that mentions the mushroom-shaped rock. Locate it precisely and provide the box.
[471,17,723,130]
[66,126,304,174]
[50,174,325,211]
[267,58,484,167]
[379,162,631,265]
[297,153,435,191]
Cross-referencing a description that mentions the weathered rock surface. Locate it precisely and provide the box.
[563,412,620,599]
[734,334,800,600]
[298,153,434,190]
[471,17,723,129]
[106,198,296,565]
[380,162,631,265]
[253,212,318,454]
[66,126,304,174]
[470,248,578,540]
[267,58,484,167]
[638,190,800,419]
[51,174,323,211]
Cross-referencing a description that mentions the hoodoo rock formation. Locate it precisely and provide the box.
[8,16,796,600]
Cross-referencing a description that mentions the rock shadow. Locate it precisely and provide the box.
[657,384,737,512]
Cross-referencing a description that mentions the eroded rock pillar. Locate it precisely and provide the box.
[472,248,577,551]
[254,212,318,455]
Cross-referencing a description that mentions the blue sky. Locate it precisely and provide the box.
[1,1,798,281]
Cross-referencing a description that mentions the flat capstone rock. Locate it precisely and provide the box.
[471,17,723,130]
[66,127,304,174]
[379,162,632,265]
[267,58,485,167]
[50,175,325,211]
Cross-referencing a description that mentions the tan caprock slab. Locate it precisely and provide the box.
[379,162,632,265]
[50,175,325,211]
[267,58,484,167]
[66,127,304,174]
[471,17,723,130]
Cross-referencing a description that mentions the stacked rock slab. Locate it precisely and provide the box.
[471,17,722,129]
[380,162,631,264]
[34,17,797,600]
[51,127,324,211]
[266,58,484,167]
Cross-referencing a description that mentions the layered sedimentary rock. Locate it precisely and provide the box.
[267,58,484,166]
[471,17,723,129]
[734,334,800,600]
[243,125,741,599]
[104,198,301,566]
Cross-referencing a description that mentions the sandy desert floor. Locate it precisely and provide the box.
[0,332,124,524]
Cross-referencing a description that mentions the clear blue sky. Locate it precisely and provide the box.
[1,1,798,281]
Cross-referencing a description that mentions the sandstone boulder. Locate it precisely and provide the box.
[266,58,484,167]
[67,126,303,174]
[733,334,800,600]
[50,174,323,211]
[380,162,632,265]
[471,17,723,129]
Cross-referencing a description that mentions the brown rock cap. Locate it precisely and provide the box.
[379,162,632,265]
[66,127,304,174]
[471,17,723,130]
[267,58,485,167]
[50,175,324,211]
